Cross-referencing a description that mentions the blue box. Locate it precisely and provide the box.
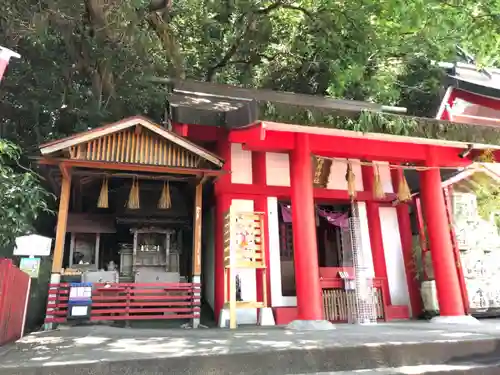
[67,283,92,320]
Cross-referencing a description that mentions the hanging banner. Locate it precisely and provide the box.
[279,204,348,228]
[317,208,349,229]
[280,204,293,223]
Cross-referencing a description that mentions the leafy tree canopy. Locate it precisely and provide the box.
[0,139,53,255]
[0,0,499,150]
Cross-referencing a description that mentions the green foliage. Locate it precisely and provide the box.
[0,0,499,150]
[0,139,53,255]
[474,181,500,224]
[259,107,500,145]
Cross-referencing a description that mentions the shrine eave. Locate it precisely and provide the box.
[230,121,500,164]
[161,78,500,147]
[442,62,500,100]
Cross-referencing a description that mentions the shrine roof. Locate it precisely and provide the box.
[440,62,500,99]
[155,78,500,147]
[39,115,224,168]
[407,164,500,196]
[441,163,500,192]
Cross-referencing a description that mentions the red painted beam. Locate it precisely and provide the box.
[228,122,266,144]
[241,132,295,152]
[216,182,397,203]
[185,124,221,142]
[453,88,500,111]
[172,123,189,137]
[314,136,427,162]
[234,128,474,166]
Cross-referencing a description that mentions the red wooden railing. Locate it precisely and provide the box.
[0,259,31,346]
[44,282,201,323]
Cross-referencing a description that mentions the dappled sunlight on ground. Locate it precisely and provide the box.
[2,320,500,370]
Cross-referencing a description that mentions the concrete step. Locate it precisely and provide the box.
[4,337,500,375]
[295,362,500,375]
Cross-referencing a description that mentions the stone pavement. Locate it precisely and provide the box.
[2,321,500,374]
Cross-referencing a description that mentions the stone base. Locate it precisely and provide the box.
[285,320,336,331]
[44,273,62,331]
[429,315,480,325]
[218,308,231,328]
[191,275,201,328]
[257,308,275,326]
[219,307,277,328]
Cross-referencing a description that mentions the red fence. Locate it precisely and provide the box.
[0,259,31,346]
[45,282,201,324]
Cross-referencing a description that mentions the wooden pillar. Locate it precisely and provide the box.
[191,181,203,328]
[95,233,101,269]
[192,182,203,277]
[68,233,76,267]
[51,166,71,273]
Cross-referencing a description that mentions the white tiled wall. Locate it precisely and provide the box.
[326,159,364,191]
[380,207,410,307]
[231,144,253,184]
[266,152,290,186]
[227,143,408,312]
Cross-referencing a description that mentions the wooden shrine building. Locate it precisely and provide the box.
[38,79,500,328]
[38,116,224,327]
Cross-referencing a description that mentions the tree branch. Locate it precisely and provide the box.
[271,4,314,19]
[145,11,185,79]
[223,53,281,67]
[205,1,315,81]
[205,15,255,81]
[143,0,185,78]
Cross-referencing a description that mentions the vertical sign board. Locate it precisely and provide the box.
[14,235,52,279]
[19,257,41,278]
[223,210,267,329]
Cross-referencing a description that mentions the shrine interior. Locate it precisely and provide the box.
[277,201,351,297]
[56,170,201,286]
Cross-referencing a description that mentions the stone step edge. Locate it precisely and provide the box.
[291,361,500,375]
[3,337,500,375]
